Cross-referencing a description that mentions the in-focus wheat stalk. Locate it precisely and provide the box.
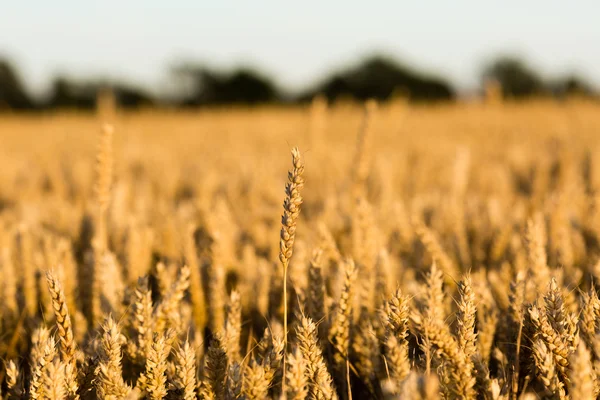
[279,147,305,391]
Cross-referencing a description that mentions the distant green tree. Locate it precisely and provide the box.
[299,55,454,103]
[46,76,154,110]
[0,59,34,110]
[555,75,596,97]
[170,64,279,105]
[482,57,545,98]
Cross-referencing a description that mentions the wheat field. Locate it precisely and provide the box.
[0,98,599,399]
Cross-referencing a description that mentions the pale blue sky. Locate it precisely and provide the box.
[1,1,599,96]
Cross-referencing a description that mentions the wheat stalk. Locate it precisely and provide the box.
[279,147,305,392]
[224,289,242,363]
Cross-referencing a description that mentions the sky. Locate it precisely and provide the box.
[1,1,599,96]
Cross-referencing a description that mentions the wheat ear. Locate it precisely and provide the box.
[29,335,57,400]
[457,275,477,360]
[200,334,228,400]
[224,289,242,363]
[279,147,305,391]
[43,359,67,400]
[383,287,411,385]
[6,360,22,398]
[174,340,197,400]
[95,317,131,398]
[46,271,76,362]
[46,270,80,398]
[130,276,153,361]
[569,340,596,400]
[329,259,357,378]
[297,315,338,400]
[137,329,176,400]
[287,347,309,400]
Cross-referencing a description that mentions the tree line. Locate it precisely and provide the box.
[0,54,597,111]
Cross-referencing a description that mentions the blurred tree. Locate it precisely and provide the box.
[299,55,454,103]
[113,85,154,108]
[316,74,352,101]
[47,77,94,109]
[0,59,34,110]
[4,53,596,110]
[171,65,279,105]
[552,74,597,98]
[46,76,154,110]
[47,77,98,109]
[482,57,545,98]
[222,69,277,103]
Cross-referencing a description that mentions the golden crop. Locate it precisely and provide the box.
[0,98,599,399]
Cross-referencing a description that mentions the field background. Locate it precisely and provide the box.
[1,99,600,399]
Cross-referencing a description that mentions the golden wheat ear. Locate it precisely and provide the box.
[29,335,57,400]
[296,315,338,400]
[45,270,80,397]
[95,317,132,398]
[173,339,197,400]
[199,334,228,400]
[286,347,309,400]
[279,147,305,393]
[46,271,76,362]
